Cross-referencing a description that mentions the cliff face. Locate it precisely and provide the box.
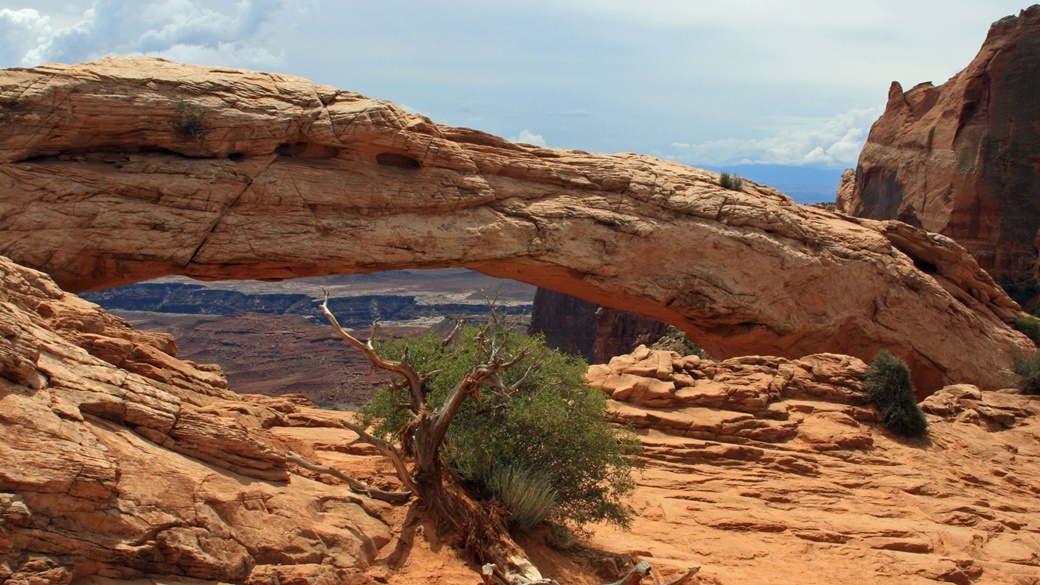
[0,57,1031,391]
[0,254,396,583]
[528,287,669,364]
[528,287,599,361]
[838,5,1040,298]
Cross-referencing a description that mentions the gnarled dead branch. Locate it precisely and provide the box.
[285,450,412,505]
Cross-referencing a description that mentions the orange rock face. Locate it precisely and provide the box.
[0,255,395,583]
[0,57,1031,391]
[838,6,1040,295]
[2,257,1040,584]
[588,346,1040,585]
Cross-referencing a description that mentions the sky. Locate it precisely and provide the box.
[0,1,1031,202]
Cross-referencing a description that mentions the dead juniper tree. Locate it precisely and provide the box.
[316,291,697,585]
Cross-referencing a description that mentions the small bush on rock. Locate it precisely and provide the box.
[864,350,927,437]
[651,326,710,359]
[1010,349,1040,395]
[173,100,206,141]
[718,172,744,191]
[1013,315,1040,346]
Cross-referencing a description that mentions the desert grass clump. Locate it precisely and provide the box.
[173,100,206,141]
[718,172,744,191]
[864,350,928,437]
[1010,349,1040,395]
[486,465,557,530]
[1013,315,1040,346]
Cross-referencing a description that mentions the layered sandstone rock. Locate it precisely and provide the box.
[3,253,1040,584]
[589,346,1040,585]
[838,6,1040,296]
[0,254,395,583]
[0,57,1032,391]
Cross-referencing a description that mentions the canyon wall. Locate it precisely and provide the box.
[838,5,1040,301]
[0,57,1031,391]
[528,287,669,363]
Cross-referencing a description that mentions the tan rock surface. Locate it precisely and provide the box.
[2,256,1040,584]
[0,254,396,584]
[0,57,1031,391]
[838,6,1040,293]
[588,347,1040,585]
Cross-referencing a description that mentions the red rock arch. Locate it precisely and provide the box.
[0,58,1029,391]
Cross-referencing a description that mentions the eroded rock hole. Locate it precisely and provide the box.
[376,152,421,169]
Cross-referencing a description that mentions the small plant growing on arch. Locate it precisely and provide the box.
[173,100,206,141]
[718,172,744,191]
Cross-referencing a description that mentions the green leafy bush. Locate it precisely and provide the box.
[864,350,927,437]
[362,326,641,530]
[718,172,744,191]
[1014,315,1040,346]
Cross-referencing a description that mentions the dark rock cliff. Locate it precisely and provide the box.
[838,5,1040,305]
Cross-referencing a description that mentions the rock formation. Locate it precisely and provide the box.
[838,6,1040,300]
[2,252,1040,584]
[0,254,398,583]
[588,346,1040,585]
[528,287,599,361]
[0,57,1032,391]
[528,287,669,363]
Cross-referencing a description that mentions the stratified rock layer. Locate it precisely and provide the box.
[838,6,1040,294]
[0,254,394,584]
[589,346,1040,585]
[0,57,1031,391]
[2,255,1040,584]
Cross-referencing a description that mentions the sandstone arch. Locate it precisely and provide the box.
[0,57,1030,391]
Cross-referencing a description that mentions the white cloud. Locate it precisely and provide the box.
[509,129,547,147]
[1,0,287,69]
[668,106,883,167]
[0,9,52,66]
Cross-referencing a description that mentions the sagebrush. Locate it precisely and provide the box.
[1010,349,1040,395]
[718,172,744,191]
[173,100,206,141]
[864,350,927,437]
[1013,315,1040,346]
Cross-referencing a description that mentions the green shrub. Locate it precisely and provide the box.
[718,172,744,191]
[362,326,641,530]
[173,100,206,141]
[864,350,927,437]
[1010,349,1040,395]
[1014,315,1040,346]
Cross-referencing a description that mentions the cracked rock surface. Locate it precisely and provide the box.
[590,346,1040,585]
[0,255,393,584]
